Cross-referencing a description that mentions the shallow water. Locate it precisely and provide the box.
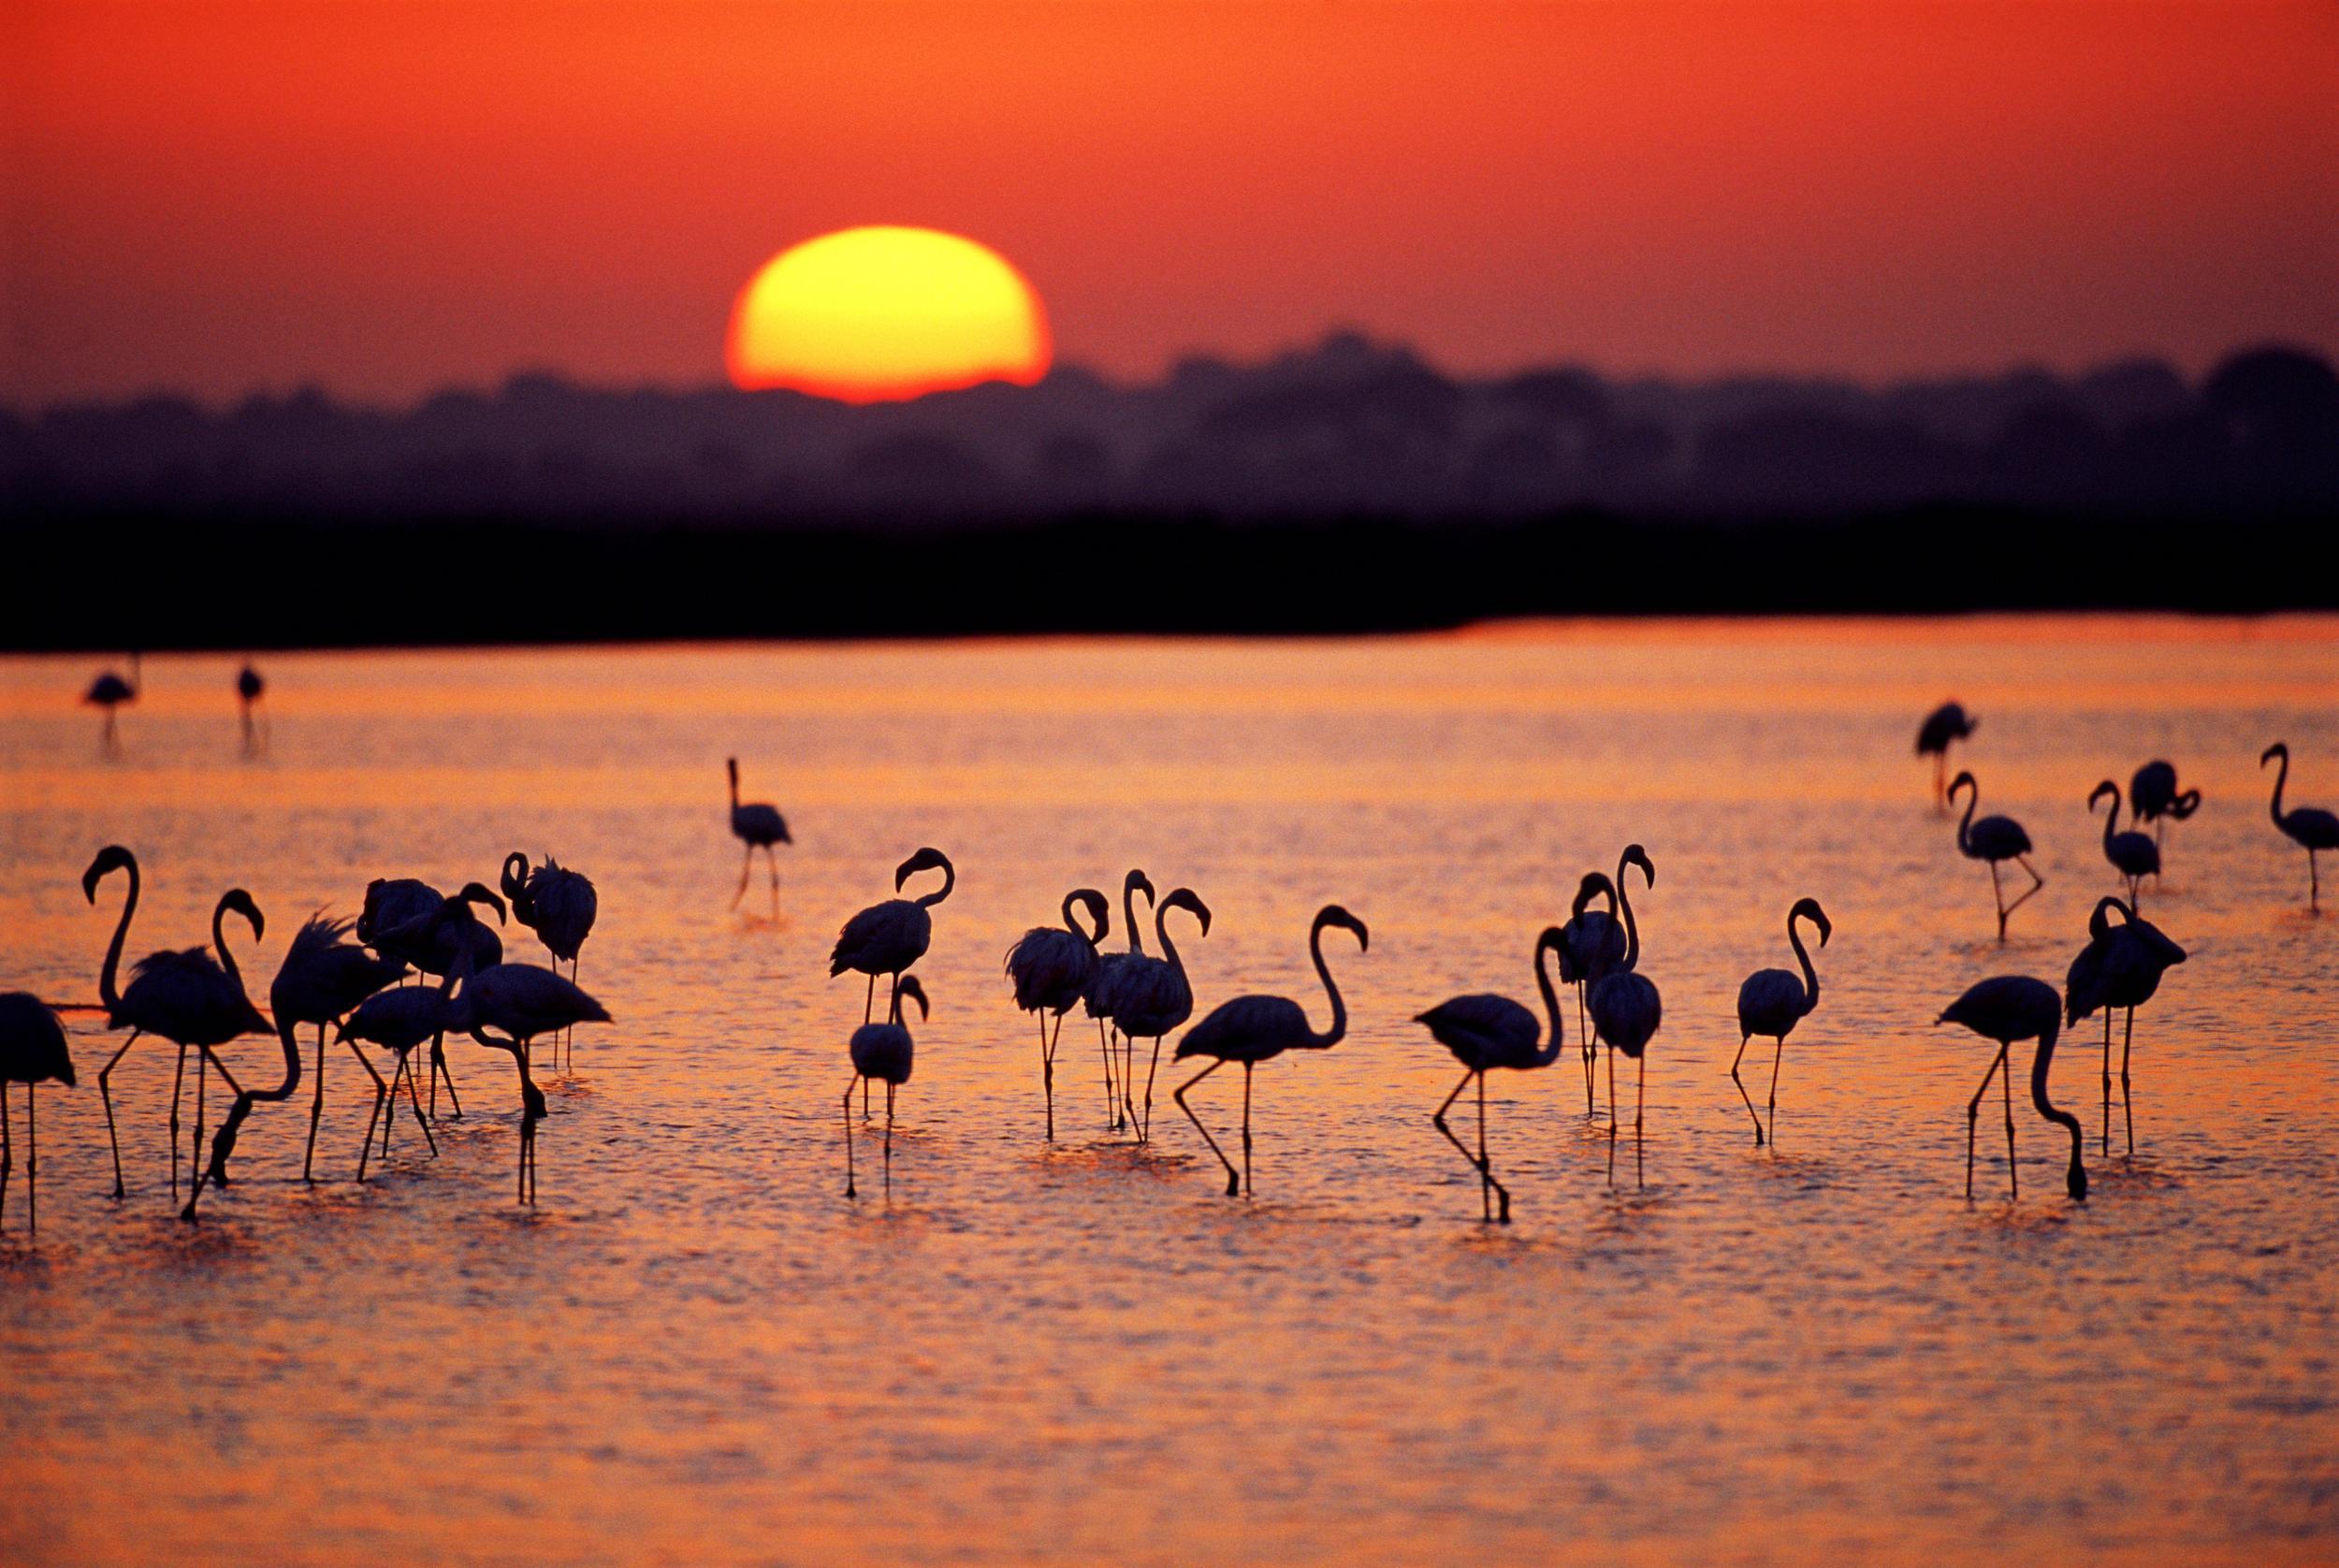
[3,617,2336,1565]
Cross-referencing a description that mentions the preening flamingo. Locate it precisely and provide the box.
[1938,975,2085,1201]
[2064,897,2186,1156]
[1106,888,1213,1142]
[844,974,927,1198]
[1082,869,1155,1132]
[727,758,792,910]
[2087,779,2159,906]
[2128,760,2199,856]
[1172,904,1368,1198]
[1414,925,1567,1223]
[1732,896,1831,1148]
[1003,889,1109,1140]
[1916,702,1978,809]
[503,851,599,1071]
[82,847,267,1203]
[368,878,504,1117]
[0,995,76,1233]
[2261,743,2339,912]
[1947,771,2043,940]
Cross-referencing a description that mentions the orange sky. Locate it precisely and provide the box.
[5,1,2334,407]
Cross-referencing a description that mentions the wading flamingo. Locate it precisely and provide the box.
[727,758,792,910]
[1938,975,2085,1201]
[237,662,267,757]
[2261,743,2339,912]
[85,654,139,755]
[1916,702,1978,810]
[503,851,598,1071]
[2064,897,2186,1157]
[1588,860,1663,1184]
[368,879,504,1117]
[1948,772,2042,940]
[844,974,927,1199]
[443,945,611,1205]
[1082,869,1155,1132]
[1003,889,1109,1140]
[0,995,76,1232]
[2088,779,2160,906]
[1732,897,1831,1148]
[832,849,954,1024]
[1414,925,1567,1223]
[1172,904,1369,1198]
[1108,888,1213,1142]
[336,963,459,1179]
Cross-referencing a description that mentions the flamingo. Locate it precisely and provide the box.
[1003,888,1109,1141]
[237,661,267,757]
[1171,904,1368,1198]
[831,847,953,1023]
[197,914,406,1198]
[1937,975,2085,1201]
[502,851,598,1071]
[2065,897,2186,1157]
[1106,889,1213,1142]
[443,945,612,1205]
[2088,779,2160,906]
[84,653,139,755]
[1731,896,1831,1148]
[1588,862,1663,1184]
[367,878,503,1116]
[2261,743,2339,912]
[1564,847,1654,1113]
[2128,760,2200,855]
[82,847,266,1201]
[843,974,927,1199]
[727,758,792,910]
[1413,925,1567,1224]
[1082,869,1155,1132]
[1947,771,2043,940]
[0,995,76,1233]
[336,963,459,1179]
[1916,701,1978,810]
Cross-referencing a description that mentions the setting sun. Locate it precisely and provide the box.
[724,226,1052,403]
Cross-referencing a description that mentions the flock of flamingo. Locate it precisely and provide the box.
[0,681,2332,1232]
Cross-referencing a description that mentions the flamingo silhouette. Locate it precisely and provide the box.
[502,852,598,1071]
[0,995,75,1233]
[1082,869,1155,1132]
[82,847,266,1201]
[832,848,954,1024]
[2260,743,2339,912]
[1172,904,1368,1198]
[197,913,406,1200]
[726,758,792,911]
[844,974,927,1198]
[2088,780,2160,906]
[1732,896,1831,1147]
[1938,975,2085,1201]
[1414,925,1567,1223]
[1916,702,1978,810]
[443,943,611,1204]
[1588,859,1663,1184]
[1107,888,1213,1142]
[1003,889,1109,1140]
[1948,771,2043,940]
[1558,865,1627,1113]
[237,662,267,757]
[2065,896,2186,1157]
[2128,760,2200,856]
[366,878,504,1116]
[336,962,458,1179]
[84,653,139,755]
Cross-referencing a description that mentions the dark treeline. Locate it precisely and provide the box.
[4,504,2328,652]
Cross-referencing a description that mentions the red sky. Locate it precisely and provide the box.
[6,1,2334,407]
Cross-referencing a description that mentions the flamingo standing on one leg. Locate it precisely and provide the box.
[84,653,139,756]
[726,759,792,911]
[843,975,927,1199]
[2087,779,2160,907]
[1082,870,1155,1133]
[2065,897,2186,1157]
[2128,760,2200,861]
[1916,702,1978,811]
[1107,889,1213,1142]
[1414,925,1568,1224]
[1947,772,2043,941]
[1732,896,1831,1148]
[1937,975,2086,1202]
[503,852,598,1072]
[1171,904,1368,1199]
[1003,889,1109,1140]
[198,914,406,1195]
[0,995,76,1233]
[2261,743,2339,913]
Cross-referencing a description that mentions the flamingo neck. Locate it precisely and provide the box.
[98,860,138,1010]
[1954,782,1979,850]
[1307,918,1347,1048]
[1617,869,1641,973]
[2268,749,2288,825]
[2099,788,2121,851]
[212,898,245,993]
[1532,939,1565,1066]
[1124,879,1149,957]
[1789,914,1820,1014]
[1155,905,1185,983]
[2028,1023,2086,1199]
[915,860,955,908]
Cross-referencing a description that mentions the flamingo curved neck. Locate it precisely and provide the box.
[1155,906,1186,984]
[2028,1024,2086,1198]
[1058,892,1083,939]
[1307,918,1348,1048]
[1123,879,1149,956]
[1954,783,1979,851]
[1532,941,1565,1065]
[914,861,955,908]
[97,859,139,1010]
[2098,787,2121,851]
[1616,867,1641,973]
[2268,749,2289,825]
[1788,914,1820,1014]
[212,898,245,992]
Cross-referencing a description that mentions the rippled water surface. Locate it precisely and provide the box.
[4,617,2336,1565]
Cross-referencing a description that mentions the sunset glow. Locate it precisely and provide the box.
[724,227,1052,402]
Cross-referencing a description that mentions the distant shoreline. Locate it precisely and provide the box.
[5,504,2332,654]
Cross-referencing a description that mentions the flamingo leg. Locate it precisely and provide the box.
[1479,1071,1511,1223]
[96,1028,143,1198]
[2121,1007,2136,1157]
[1172,1059,1238,1197]
[1140,1037,1164,1143]
[1122,1034,1140,1136]
[405,1053,438,1156]
[21,1084,31,1235]
[1576,987,1595,1114]
[1989,861,2007,942]
[168,1038,190,1196]
[188,1044,205,1203]
[1636,1055,1647,1188]
[1765,1037,1784,1146]
[843,1078,859,1198]
[864,974,875,1025]
[883,1082,895,1197]
[1430,1069,1484,1218]
[2004,856,2045,926]
[733,842,754,908]
[1729,1033,1765,1145]
[2311,849,2320,914]
[765,846,780,914]
[1933,751,1946,810]
[1966,1045,2005,1199]
[303,1023,328,1182]
[429,1032,463,1121]
[2002,1042,2018,1198]
[1241,1063,1255,1198]
[2101,1009,2114,1155]
[349,1040,387,1183]
[382,1056,405,1156]
[1038,1012,1056,1142]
